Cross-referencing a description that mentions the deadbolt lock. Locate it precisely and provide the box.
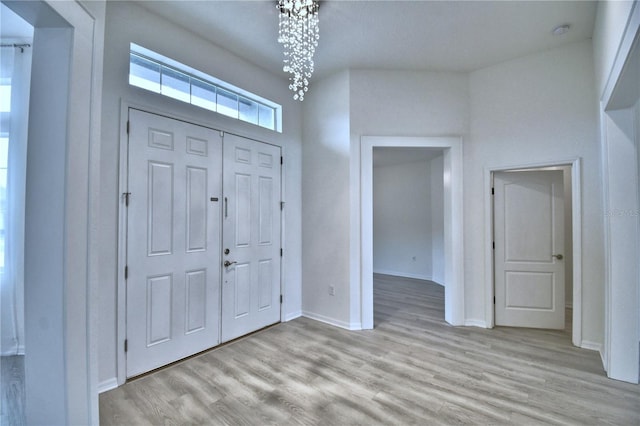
[224,248,230,255]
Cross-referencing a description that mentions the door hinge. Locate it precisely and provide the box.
[280,295,283,304]
[280,201,285,210]
[280,156,283,165]
[493,296,496,305]
[124,339,128,352]
[126,120,130,135]
[280,248,283,257]
[124,265,128,280]
[492,241,495,250]
[123,192,131,206]
[491,187,495,195]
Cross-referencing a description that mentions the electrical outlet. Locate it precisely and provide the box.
[329,285,335,296]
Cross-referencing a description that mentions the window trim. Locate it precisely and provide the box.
[129,43,282,132]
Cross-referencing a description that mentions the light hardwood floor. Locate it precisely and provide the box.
[1,355,25,426]
[100,274,640,425]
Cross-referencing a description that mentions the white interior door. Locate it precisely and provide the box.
[494,170,565,329]
[221,134,281,342]
[126,109,222,377]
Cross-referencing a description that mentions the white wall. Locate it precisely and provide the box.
[99,1,303,388]
[7,0,105,422]
[637,99,640,375]
[301,70,467,328]
[373,160,433,280]
[602,107,639,382]
[593,0,636,99]
[349,71,468,326]
[302,42,602,344]
[593,0,639,383]
[467,41,601,342]
[301,70,351,327]
[431,155,445,285]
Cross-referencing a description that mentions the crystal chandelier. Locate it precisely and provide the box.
[277,0,319,101]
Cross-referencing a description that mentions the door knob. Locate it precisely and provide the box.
[552,254,564,260]
[224,260,237,267]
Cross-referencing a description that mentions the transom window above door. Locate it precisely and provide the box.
[129,43,282,132]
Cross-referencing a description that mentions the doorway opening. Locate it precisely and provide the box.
[485,160,582,346]
[372,147,445,326]
[360,136,464,330]
[1,0,101,423]
[0,4,32,424]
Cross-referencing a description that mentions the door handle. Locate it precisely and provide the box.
[552,254,564,260]
[224,260,237,267]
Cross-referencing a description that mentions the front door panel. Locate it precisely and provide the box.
[221,134,281,342]
[126,109,222,377]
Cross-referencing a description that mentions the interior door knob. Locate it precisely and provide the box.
[552,254,564,260]
[224,260,237,267]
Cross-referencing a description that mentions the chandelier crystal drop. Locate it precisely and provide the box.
[277,0,319,101]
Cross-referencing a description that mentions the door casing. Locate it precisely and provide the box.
[360,136,465,329]
[485,158,583,347]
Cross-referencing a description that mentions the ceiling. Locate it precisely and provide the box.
[138,0,597,80]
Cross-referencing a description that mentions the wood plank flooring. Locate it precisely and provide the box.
[1,355,25,426]
[100,274,640,425]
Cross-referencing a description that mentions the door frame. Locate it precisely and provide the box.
[116,101,284,386]
[484,158,583,347]
[492,168,567,329]
[5,0,103,423]
[599,1,640,383]
[360,136,464,328]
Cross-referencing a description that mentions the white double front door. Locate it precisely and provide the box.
[126,109,281,377]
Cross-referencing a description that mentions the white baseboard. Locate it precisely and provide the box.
[581,340,602,353]
[98,377,119,394]
[464,319,488,328]
[577,341,606,374]
[373,269,433,282]
[0,343,22,356]
[302,311,361,331]
[431,278,445,287]
[283,310,302,322]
